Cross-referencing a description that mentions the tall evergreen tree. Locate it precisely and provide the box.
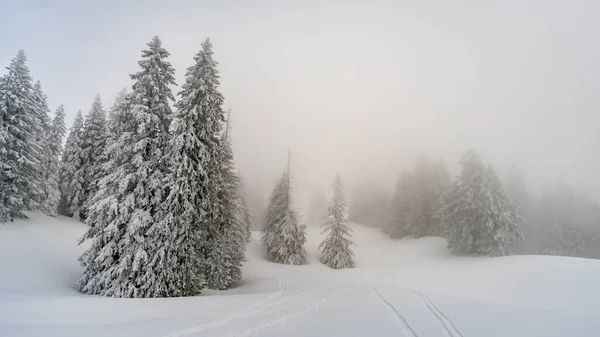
[206,111,246,290]
[59,111,85,217]
[157,38,230,295]
[29,81,51,211]
[72,95,107,220]
[440,150,524,256]
[262,153,307,265]
[0,50,39,221]
[41,105,66,216]
[319,174,355,269]
[78,36,177,297]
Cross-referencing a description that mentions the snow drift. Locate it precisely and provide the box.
[1,213,599,337]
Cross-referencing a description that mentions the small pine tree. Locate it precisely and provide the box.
[0,50,39,221]
[59,111,85,217]
[40,105,66,216]
[319,174,355,269]
[262,153,307,265]
[78,36,177,297]
[441,150,524,256]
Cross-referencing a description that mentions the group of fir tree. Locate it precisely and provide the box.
[380,151,524,256]
[261,156,355,269]
[0,50,67,222]
[76,37,252,297]
[0,37,251,297]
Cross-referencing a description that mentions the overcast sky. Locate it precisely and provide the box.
[2,0,599,208]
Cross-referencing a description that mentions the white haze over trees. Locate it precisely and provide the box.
[0,0,599,301]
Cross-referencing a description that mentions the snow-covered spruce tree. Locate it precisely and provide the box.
[40,105,66,216]
[58,111,85,217]
[158,38,232,294]
[28,81,51,211]
[0,50,40,221]
[414,158,451,237]
[262,155,307,265]
[78,36,177,298]
[71,95,106,220]
[319,174,355,269]
[94,89,129,185]
[441,150,524,256]
[237,173,252,242]
[206,113,246,290]
[106,89,129,141]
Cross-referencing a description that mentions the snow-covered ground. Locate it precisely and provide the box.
[1,213,599,337]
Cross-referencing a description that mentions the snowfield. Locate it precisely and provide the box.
[1,213,599,337]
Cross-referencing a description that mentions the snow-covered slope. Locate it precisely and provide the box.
[1,213,599,337]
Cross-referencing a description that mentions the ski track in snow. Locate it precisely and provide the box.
[412,290,463,337]
[240,289,314,317]
[223,284,357,337]
[161,280,288,337]
[368,284,418,337]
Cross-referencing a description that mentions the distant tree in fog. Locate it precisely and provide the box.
[308,187,328,227]
[505,167,531,252]
[506,167,529,217]
[384,170,416,239]
[440,150,524,256]
[384,157,450,239]
[529,182,600,258]
[319,174,355,269]
[245,181,266,230]
[348,181,391,227]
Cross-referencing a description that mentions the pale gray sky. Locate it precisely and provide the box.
[2,0,599,207]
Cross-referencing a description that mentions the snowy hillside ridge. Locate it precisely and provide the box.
[1,213,600,337]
